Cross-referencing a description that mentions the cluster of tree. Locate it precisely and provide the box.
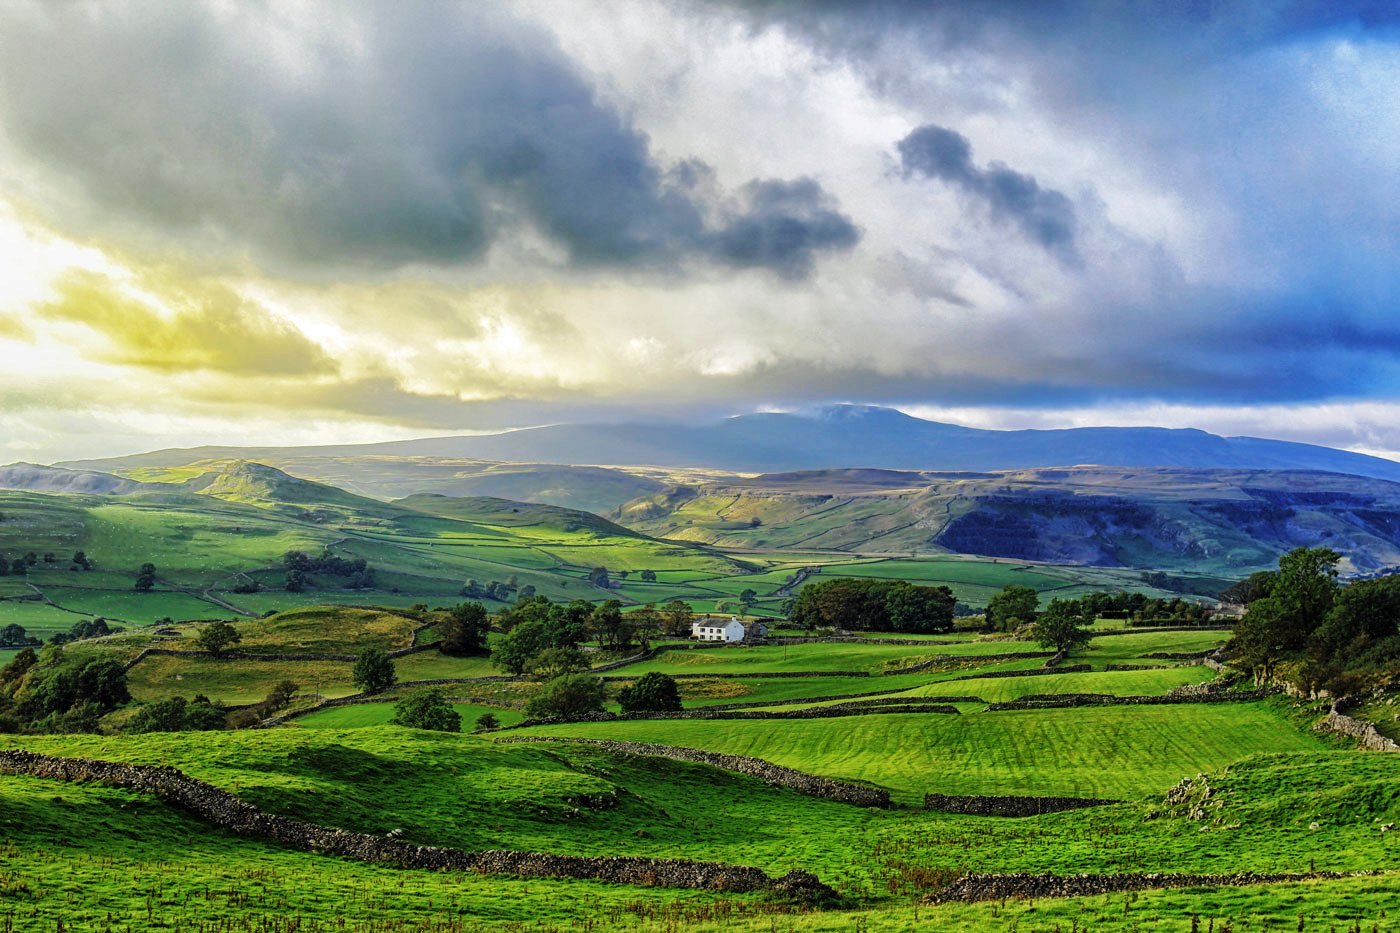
[0,551,38,576]
[126,694,227,733]
[588,567,612,589]
[787,578,956,633]
[0,624,39,648]
[1079,591,1213,626]
[283,550,376,590]
[49,617,125,646]
[0,646,130,733]
[134,563,157,592]
[1229,547,1400,696]
[524,673,607,720]
[437,602,492,656]
[461,578,530,601]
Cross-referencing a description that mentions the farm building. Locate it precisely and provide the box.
[691,617,768,643]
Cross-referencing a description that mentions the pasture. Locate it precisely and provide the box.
[521,702,1327,802]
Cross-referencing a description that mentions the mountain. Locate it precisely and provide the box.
[614,465,1400,575]
[0,462,153,495]
[58,405,1400,483]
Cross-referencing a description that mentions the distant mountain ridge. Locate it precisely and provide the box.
[57,405,1400,482]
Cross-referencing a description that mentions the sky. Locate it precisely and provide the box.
[1,0,1399,463]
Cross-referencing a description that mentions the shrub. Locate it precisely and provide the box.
[389,689,460,732]
[617,672,682,712]
[524,674,607,721]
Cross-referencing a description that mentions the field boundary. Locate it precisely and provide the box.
[924,869,1381,903]
[0,750,837,899]
[498,737,892,807]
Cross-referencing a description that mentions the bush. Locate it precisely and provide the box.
[524,674,607,721]
[127,695,226,733]
[617,672,682,712]
[389,689,460,732]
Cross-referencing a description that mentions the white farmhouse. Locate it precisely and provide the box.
[691,617,747,643]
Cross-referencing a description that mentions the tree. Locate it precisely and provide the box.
[662,600,695,637]
[475,712,501,731]
[195,621,241,658]
[589,600,632,651]
[389,689,461,732]
[134,563,156,592]
[987,585,1039,632]
[739,589,759,612]
[524,674,607,721]
[1031,599,1093,654]
[639,569,657,582]
[352,647,397,694]
[616,672,682,712]
[438,602,491,656]
[285,569,308,592]
[526,646,590,679]
[630,604,662,648]
[1230,547,1340,680]
[588,566,611,589]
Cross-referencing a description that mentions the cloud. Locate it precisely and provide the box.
[897,124,1077,261]
[38,269,334,376]
[0,2,857,279]
[706,178,861,278]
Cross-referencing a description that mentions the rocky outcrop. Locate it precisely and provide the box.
[499,738,891,808]
[1315,709,1400,751]
[922,794,1119,817]
[0,750,836,899]
[923,870,1362,903]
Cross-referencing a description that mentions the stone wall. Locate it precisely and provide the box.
[947,664,1091,683]
[0,749,836,900]
[509,701,962,729]
[922,794,1119,817]
[499,737,891,808]
[924,870,1360,904]
[882,651,1053,676]
[1315,709,1400,751]
[986,688,1276,710]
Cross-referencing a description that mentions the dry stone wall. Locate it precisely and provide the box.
[500,737,891,808]
[1315,709,1400,751]
[0,750,836,899]
[922,794,1119,817]
[924,870,1363,904]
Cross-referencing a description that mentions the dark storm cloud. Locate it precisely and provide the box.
[707,178,862,278]
[897,125,1077,261]
[0,2,857,278]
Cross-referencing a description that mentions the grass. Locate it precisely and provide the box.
[0,726,1393,929]
[125,654,358,704]
[521,701,1328,803]
[618,640,1040,676]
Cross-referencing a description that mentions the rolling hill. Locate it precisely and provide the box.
[614,466,1400,574]
[59,405,1400,482]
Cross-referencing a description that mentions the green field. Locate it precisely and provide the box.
[522,702,1327,802]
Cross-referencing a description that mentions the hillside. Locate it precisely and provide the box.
[59,405,1400,481]
[616,466,1400,574]
[0,464,756,630]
